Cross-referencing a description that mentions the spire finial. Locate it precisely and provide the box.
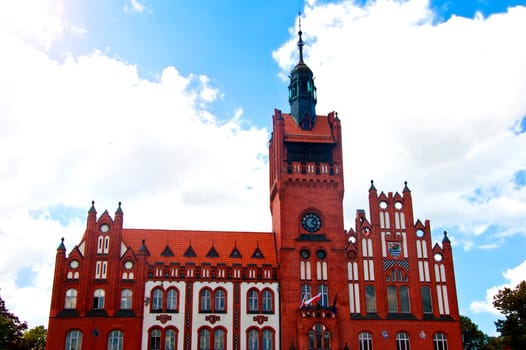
[297,12,304,63]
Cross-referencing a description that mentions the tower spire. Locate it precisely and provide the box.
[297,13,304,64]
[288,14,317,129]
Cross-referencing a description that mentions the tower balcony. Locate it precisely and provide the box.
[285,161,340,177]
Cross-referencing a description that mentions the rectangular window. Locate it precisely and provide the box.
[365,286,376,313]
[387,286,398,312]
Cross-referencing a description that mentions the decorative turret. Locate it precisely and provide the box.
[288,19,317,129]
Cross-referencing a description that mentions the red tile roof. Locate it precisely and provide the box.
[122,229,276,266]
[281,113,335,143]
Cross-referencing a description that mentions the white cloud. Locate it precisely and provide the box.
[124,0,148,14]
[275,1,526,247]
[470,259,526,314]
[0,1,269,327]
[0,0,64,50]
[2,0,526,330]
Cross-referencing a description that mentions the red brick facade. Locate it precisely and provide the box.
[46,30,462,350]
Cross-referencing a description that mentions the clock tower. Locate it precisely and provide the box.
[269,28,348,349]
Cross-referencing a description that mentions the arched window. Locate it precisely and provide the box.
[107,330,123,350]
[248,289,259,312]
[262,289,273,313]
[308,323,330,350]
[150,329,161,350]
[165,328,176,350]
[167,288,178,312]
[358,331,373,350]
[65,329,82,350]
[248,329,259,350]
[433,332,448,350]
[301,284,312,302]
[318,284,328,307]
[120,289,132,310]
[262,329,273,350]
[213,329,225,350]
[396,332,410,350]
[421,286,433,313]
[215,289,225,312]
[365,286,376,313]
[93,289,105,309]
[200,288,212,312]
[152,288,163,312]
[199,329,210,350]
[65,289,77,309]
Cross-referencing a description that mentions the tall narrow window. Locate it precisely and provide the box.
[301,284,312,302]
[120,289,132,310]
[199,329,210,350]
[262,289,273,313]
[65,289,77,309]
[359,331,373,350]
[318,284,328,307]
[107,330,123,350]
[387,286,398,313]
[262,329,273,350]
[433,332,448,350]
[152,288,163,312]
[248,289,259,312]
[365,286,376,313]
[167,288,178,311]
[400,286,410,313]
[396,332,410,350]
[150,329,161,350]
[103,236,110,254]
[248,329,259,350]
[215,289,225,312]
[93,289,105,309]
[65,330,82,350]
[422,286,433,313]
[165,329,176,350]
[213,329,225,350]
[200,289,212,312]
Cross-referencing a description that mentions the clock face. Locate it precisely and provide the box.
[69,260,79,269]
[100,224,110,233]
[124,261,133,269]
[301,213,321,233]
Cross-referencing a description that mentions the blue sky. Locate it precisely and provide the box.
[1,0,526,337]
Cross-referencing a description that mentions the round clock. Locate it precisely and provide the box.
[301,213,321,233]
[100,224,110,233]
[69,260,79,269]
[124,261,133,269]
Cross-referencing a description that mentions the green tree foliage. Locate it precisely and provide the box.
[461,315,489,350]
[493,280,526,349]
[0,293,28,349]
[23,325,47,350]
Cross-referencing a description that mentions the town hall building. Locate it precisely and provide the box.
[46,29,463,350]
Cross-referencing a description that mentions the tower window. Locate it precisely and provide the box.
[65,330,82,350]
[108,330,124,350]
[93,289,105,309]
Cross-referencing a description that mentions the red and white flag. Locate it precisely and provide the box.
[304,293,321,307]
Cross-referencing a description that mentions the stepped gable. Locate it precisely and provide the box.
[122,229,276,266]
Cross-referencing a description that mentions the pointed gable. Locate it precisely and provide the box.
[183,242,197,257]
[138,239,150,256]
[160,244,174,257]
[229,245,242,258]
[206,245,220,258]
[251,243,265,259]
